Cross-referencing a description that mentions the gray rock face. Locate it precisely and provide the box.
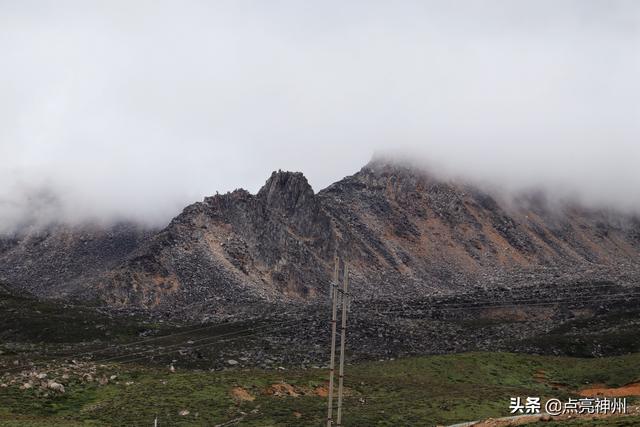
[1,160,640,317]
[0,223,153,299]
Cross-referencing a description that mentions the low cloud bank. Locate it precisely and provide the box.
[1,1,638,233]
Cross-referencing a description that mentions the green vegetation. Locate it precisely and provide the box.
[2,286,639,425]
[1,352,639,426]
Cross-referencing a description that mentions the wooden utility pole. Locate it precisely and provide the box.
[326,256,339,427]
[336,262,349,426]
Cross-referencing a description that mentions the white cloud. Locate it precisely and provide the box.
[1,0,638,232]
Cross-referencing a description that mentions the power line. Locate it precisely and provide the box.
[90,291,640,368]
[108,318,308,366]
[0,317,300,376]
[365,291,640,316]
[322,282,636,315]
[352,281,635,308]
[96,318,302,365]
[3,283,637,377]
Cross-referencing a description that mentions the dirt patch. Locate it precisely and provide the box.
[262,382,348,398]
[314,385,329,397]
[579,382,640,397]
[230,387,255,402]
[264,382,300,397]
[261,381,353,399]
[532,370,546,383]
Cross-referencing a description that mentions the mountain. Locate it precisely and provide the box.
[1,159,640,317]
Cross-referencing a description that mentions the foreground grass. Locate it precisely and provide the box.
[1,352,640,426]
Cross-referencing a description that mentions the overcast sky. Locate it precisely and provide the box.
[1,0,639,232]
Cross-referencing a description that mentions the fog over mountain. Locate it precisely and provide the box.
[1,0,638,234]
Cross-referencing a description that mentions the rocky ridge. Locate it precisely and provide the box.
[1,159,639,318]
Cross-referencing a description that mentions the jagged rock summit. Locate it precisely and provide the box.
[1,159,639,317]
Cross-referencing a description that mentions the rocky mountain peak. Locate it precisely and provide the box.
[257,170,315,214]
